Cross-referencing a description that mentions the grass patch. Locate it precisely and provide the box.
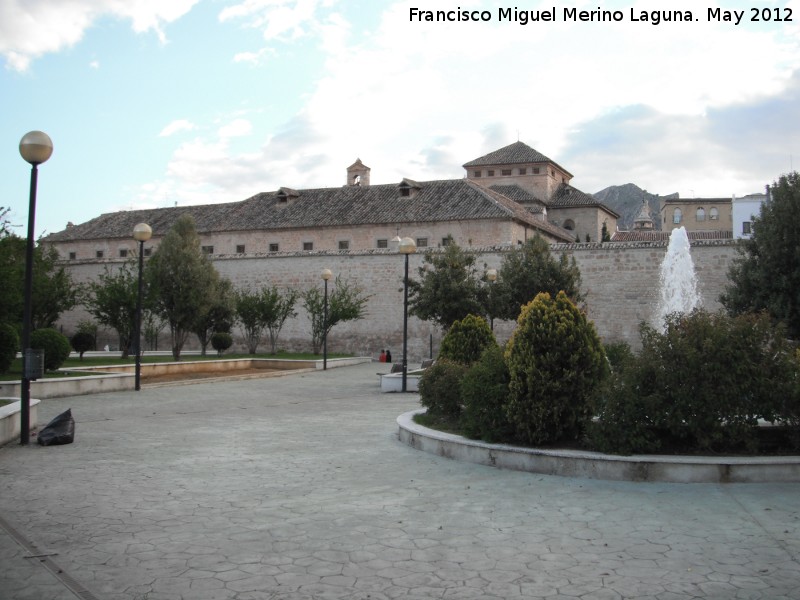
[413,412,463,435]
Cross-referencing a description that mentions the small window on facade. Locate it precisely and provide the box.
[303,242,313,251]
[377,239,388,249]
[563,219,575,231]
[673,208,682,224]
[338,240,350,250]
[400,188,410,197]
[709,207,719,220]
[441,237,451,247]
[269,243,279,252]
[696,207,706,222]
[742,221,752,235]
[96,250,104,259]
[501,169,512,176]
[533,167,540,174]
[202,246,214,255]
[487,170,495,176]
[416,237,428,248]
[473,170,481,177]
[550,169,555,176]
[236,244,246,254]
[518,168,526,175]
[119,249,128,258]
[68,251,77,260]
[144,248,152,257]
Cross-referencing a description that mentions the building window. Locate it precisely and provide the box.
[519,168,526,175]
[563,219,575,231]
[487,170,495,176]
[68,251,76,260]
[303,242,314,251]
[696,207,705,222]
[473,170,481,177]
[416,237,428,248]
[96,250,104,259]
[709,207,719,220]
[550,169,555,176]
[742,221,752,235]
[441,237,451,247]
[119,249,128,258]
[236,244,246,254]
[400,187,410,197]
[202,246,214,255]
[673,208,682,224]
[501,169,512,176]
[533,167,540,174]
[338,240,350,250]
[377,239,388,249]
[269,243,279,252]
[144,248,152,257]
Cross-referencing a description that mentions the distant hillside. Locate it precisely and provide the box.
[593,184,678,231]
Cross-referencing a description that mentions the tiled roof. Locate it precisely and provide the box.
[611,230,734,242]
[550,183,621,218]
[42,179,574,243]
[489,184,545,205]
[463,141,574,177]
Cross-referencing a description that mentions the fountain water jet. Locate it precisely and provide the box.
[654,226,701,328]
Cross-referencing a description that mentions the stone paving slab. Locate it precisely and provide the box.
[0,362,799,599]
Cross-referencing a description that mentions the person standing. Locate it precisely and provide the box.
[379,349,386,362]
[385,349,392,363]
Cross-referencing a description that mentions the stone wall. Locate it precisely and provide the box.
[57,240,739,361]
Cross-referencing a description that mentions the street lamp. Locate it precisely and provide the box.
[398,237,416,392]
[487,268,497,331]
[321,268,332,370]
[18,131,53,445]
[133,223,152,391]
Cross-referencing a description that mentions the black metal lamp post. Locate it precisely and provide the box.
[133,223,152,391]
[18,131,53,445]
[321,268,332,370]
[398,237,416,392]
[487,268,497,331]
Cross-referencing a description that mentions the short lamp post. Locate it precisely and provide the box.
[133,223,152,391]
[18,131,53,445]
[398,237,416,392]
[321,268,332,370]
[487,268,498,331]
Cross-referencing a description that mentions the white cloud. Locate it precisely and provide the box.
[158,119,197,137]
[0,0,200,71]
[218,118,253,138]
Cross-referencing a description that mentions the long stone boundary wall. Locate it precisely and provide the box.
[57,240,739,361]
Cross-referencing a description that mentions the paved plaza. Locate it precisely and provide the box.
[1,362,799,600]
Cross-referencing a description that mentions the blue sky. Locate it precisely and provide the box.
[2,0,799,238]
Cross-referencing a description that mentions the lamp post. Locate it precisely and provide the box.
[133,223,152,391]
[18,131,53,445]
[487,268,497,331]
[321,268,332,370]
[398,237,416,392]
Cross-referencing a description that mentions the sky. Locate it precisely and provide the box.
[2,0,799,238]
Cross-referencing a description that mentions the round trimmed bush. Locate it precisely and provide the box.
[460,345,514,442]
[0,323,19,374]
[70,331,95,359]
[505,291,608,445]
[418,359,468,419]
[211,332,233,356]
[30,328,71,371]
[439,314,497,366]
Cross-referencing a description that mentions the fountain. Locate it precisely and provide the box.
[654,226,701,328]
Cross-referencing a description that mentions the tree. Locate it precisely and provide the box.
[302,275,370,354]
[193,277,235,355]
[601,221,611,243]
[83,261,139,358]
[0,235,78,328]
[407,237,485,331]
[234,285,298,354]
[721,172,800,338]
[264,287,298,354]
[146,214,220,360]
[234,287,269,354]
[494,235,583,322]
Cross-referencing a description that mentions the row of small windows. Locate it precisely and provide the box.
[672,206,720,224]
[473,167,546,177]
[68,237,445,259]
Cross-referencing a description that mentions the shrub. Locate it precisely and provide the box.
[0,323,19,374]
[211,332,233,356]
[505,291,608,445]
[592,310,800,454]
[439,314,497,365]
[70,331,95,360]
[460,345,514,442]
[603,340,634,372]
[418,359,468,420]
[30,328,71,371]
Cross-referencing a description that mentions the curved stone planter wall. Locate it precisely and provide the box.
[0,398,40,446]
[397,409,800,484]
